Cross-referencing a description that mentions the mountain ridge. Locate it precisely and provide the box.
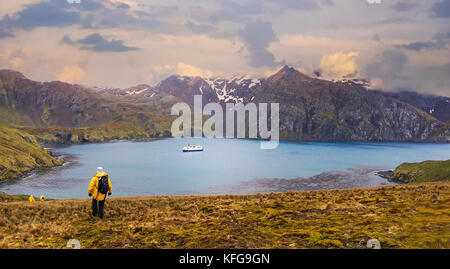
[0,69,174,144]
[1,67,449,143]
[94,66,449,123]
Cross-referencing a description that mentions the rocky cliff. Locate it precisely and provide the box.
[252,66,449,142]
[375,90,450,123]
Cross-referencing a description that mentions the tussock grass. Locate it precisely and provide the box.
[0,123,62,180]
[0,182,449,249]
[393,159,450,183]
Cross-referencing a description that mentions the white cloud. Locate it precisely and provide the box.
[369,77,384,89]
[175,62,213,77]
[0,46,34,72]
[319,51,359,79]
[58,65,85,83]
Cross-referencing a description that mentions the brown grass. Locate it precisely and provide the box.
[0,182,449,249]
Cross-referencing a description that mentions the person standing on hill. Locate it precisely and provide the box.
[88,167,112,219]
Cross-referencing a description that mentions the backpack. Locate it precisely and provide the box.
[98,176,109,195]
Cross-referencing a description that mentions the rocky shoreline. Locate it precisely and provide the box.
[181,165,397,196]
[375,170,395,181]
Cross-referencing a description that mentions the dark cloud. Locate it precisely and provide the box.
[376,17,414,25]
[417,63,450,94]
[207,0,330,23]
[391,2,419,12]
[186,21,217,34]
[369,50,409,73]
[117,3,131,9]
[239,20,284,68]
[365,50,409,89]
[430,0,450,18]
[208,0,264,23]
[68,4,183,35]
[320,0,334,6]
[68,0,104,11]
[93,8,159,29]
[0,0,331,42]
[61,33,140,52]
[365,50,450,95]
[0,17,14,38]
[275,0,319,10]
[398,41,438,51]
[5,1,81,30]
[270,0,333,10]
[0,0,104,37]
[0,28,14,38]
[68,0,105,11]
[0,0,177,37]
[372,33,382,43]
[396,32,450,51]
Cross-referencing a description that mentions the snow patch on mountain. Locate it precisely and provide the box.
[96,73,263,104]
[204,76,261,103]
[333,78,370,88]
[125,88,149,95]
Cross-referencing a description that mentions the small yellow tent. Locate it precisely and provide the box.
[28,195,35,202]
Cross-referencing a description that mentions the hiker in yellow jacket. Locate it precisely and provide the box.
[88,167,112,219]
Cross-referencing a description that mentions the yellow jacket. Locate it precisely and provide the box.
[88,172,112,201]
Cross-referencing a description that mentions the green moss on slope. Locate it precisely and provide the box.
[392,159,450,183]
[0,123,62,180]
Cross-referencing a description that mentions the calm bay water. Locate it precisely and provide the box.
[0,138,449,199]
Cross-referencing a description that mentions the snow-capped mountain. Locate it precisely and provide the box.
[94,84,155,97]
[93,66,450,126]
[95,74,263,105]
[332,78,371,88]
[153,74,263,105]
[204,76,262,103]
[93,83,180,109]
[91,86,122,95]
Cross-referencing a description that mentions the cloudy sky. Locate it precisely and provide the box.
[0,0,449,96]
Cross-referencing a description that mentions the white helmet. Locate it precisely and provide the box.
[97,167,104,173]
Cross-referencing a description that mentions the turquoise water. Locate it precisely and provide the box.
[0,138,449,199]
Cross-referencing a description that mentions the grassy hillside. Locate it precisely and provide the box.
[392,159,450,183]
[0,123,62,180]
[19,117,172,145]
[0,194,32,202]
[0,182,448,249]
